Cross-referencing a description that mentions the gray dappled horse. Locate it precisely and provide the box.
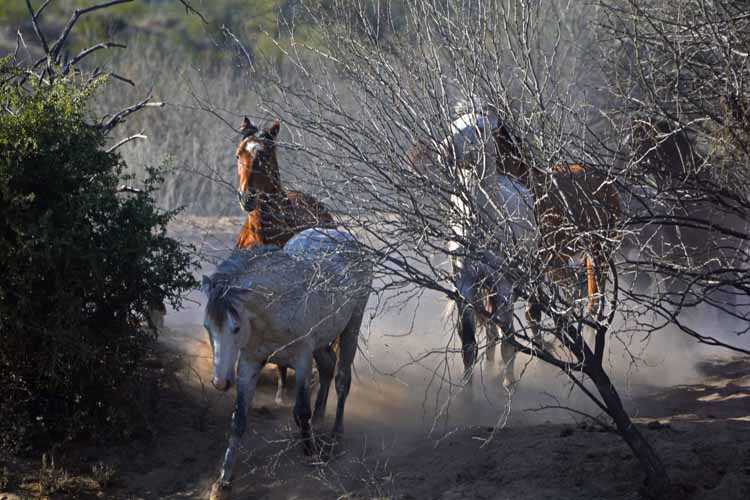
[438,106,538,390]
[202,228,372,500]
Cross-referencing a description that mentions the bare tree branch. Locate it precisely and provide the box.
[221,25,255,71]
[101,97,164,133]
[178,0,209,24]
[116,185,145,194]
[34,0,54,18]
[24,0,50,56]
[107,133,147,153]
[62,42,127,75]
[49,0,134,64]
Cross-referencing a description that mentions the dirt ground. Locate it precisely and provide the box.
[2,217,750,500]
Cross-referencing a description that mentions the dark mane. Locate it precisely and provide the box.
[206,286,242,330]
[205,245,282,329]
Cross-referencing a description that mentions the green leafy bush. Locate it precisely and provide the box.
[0,57,197,452]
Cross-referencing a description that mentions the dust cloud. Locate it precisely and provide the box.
[160,216,747,440]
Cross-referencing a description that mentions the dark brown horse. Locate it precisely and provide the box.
[491,123,622,333]
[622,121,741,310]
[234,117,335,403]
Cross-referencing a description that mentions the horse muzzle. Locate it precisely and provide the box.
[212,377,232,392]
[237,190,256,212]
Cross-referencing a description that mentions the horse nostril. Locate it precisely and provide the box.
[212,378,230,391]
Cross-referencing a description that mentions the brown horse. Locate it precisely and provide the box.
[235,117,334,249]
[234,117,335,402]
[491,123,622,335]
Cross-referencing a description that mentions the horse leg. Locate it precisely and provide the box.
[592,252,610,320]
[312,344,336,428]
[591,253,614,361]
[332,311,364,437]
[484,291,499,364]
[212,357,262,500]
[292,356,314,455]
[525,290,544,347]
[275,365,288,405]
[492,283,517,390]
[457,300,478,386]
[583,252,609,351]
[499,323,518,390]
[456,270,478,385]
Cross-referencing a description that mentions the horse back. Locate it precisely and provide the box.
[536,164,621,256]
[236,192,336,249]
[285,190,335,229]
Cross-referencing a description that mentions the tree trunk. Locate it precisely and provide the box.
[588,364,670,498]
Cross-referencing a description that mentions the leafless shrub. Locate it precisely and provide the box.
[208,0,689,496]
[597,0,750,348]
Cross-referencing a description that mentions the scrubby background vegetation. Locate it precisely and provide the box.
[0,52,197,452]
[0,0,377,216]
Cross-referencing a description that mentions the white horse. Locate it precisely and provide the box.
[440,103,538,390]
[202,228,372,500]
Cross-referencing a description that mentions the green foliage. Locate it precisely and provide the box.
[0,0,26,26]
[0,57,198,452]
[2,1,411,66]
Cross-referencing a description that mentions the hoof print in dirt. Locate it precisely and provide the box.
[559,427,574,438]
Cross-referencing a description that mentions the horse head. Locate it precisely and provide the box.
[433,102,531,184]
[235,118,282,212]
[628,120,699,186]
[201,276,253,392]
[492,124,530,183]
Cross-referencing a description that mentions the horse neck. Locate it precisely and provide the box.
[236,192,292,250]
[492,127,532,186]
[496,157,531,186]
[265,154,284,194]
[236,210,263,248]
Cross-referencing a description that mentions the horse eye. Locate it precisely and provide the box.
[232,326,240,335]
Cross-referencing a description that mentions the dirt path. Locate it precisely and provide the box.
[3,216,749,500]
[4,324,747,500]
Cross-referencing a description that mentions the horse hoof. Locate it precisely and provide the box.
[302,437,317,457]
[209,481,232,500]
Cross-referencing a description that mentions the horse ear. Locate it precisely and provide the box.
[266,120,281,139]
[240,116,258,137]
[201,275,212,295]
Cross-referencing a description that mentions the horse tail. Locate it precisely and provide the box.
[586,255,597,314]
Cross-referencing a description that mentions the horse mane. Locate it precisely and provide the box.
[453,96,497,117]
[206,245,286,329]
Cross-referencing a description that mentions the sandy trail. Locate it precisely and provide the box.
[3,215,749,500]
[116,315,749,500]
[153,216,750,499]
